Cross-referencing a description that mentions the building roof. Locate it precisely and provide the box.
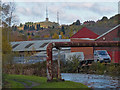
[87,26,112,35]
[96,24,120,40]
[11,39,70,52]
[71,27,99,39]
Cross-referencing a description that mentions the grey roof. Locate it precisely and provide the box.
[87,26,112,35]
[10,39,70,52]
[96,24,120,40]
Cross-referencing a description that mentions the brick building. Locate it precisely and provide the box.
[95,24,120,63]
[70,27,99,60]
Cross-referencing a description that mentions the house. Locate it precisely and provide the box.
[70,27,99,60]
[95,24,120,63]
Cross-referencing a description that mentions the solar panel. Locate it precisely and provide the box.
[25,43,34,48]
[40,42,49,48]
[12,44,19,49]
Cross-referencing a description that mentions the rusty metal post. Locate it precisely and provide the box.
[46,43,53,81]
[57,49,61,79]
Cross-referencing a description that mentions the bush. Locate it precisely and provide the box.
[3,61,47,77]
[88,62,120,76]
[61,55,81,73]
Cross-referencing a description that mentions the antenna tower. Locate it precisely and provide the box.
[57,11,59,24]
[46,6,49,21]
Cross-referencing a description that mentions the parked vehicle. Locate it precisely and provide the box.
[94,50,111,63]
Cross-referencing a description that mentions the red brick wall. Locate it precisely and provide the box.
[95,26,120,63]
[96,27,119,41]
[71,38,94,60]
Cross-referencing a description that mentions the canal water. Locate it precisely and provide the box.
[61,73,120,88]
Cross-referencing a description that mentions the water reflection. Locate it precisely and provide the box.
[61,73,120,88]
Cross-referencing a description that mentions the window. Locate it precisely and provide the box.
[12,44,19,49]
[25,43,34,48]
[39,42,48,48]
[98,51,107,55]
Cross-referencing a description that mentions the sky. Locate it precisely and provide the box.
[2,0,119,25]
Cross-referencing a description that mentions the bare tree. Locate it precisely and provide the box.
[1,2,19,41]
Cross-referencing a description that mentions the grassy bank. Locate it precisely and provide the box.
[3,74,88,88]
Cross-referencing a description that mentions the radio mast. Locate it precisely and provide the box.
[57,11,59,24]
[46,6,49,21]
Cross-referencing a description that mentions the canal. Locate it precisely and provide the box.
[61,73,120,88]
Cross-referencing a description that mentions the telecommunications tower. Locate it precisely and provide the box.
[57,11,59,24]
[46,6,49,21]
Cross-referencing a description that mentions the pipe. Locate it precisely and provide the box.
[46,41,120,81]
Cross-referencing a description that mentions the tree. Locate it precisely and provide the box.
[36,24,39,30]
[36,24,41,30]
[2,27,13,64]
[32,25,35,30]
[27,25,29,30]
[101,16,108,21]
[76,20,81,25]
[61,26,65,35]
[28,35,31,40]
[31,33,34,36]
[60,32,66,39]
[2,2,18,27]
[27,32,30,36]
[24,24,27,30]
[20,23,23,27]
[52,33,59,39]
[12,25,17,31]
[30,26,32,31]
[2,2,18,41]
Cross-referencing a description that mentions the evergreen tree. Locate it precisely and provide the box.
[24,24,27,30]
[38,24,40,29]
[101,16,108,21]
[30,26,32,31]
[36,24,40,30]
[27,25,29,30]
[20,23,23,27]
[27,32,30,35]
[76,20,81,25]
[36,24,39,30]
[33,25,35,30]
[12,26,17,31]
[32,33,34,36]
[61,26,65,35]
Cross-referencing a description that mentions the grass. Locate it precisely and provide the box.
[5,79,24,88]
[4,74,88,88]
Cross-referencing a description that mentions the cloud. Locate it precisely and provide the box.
[59,2,116,15]
[16,3,45,18]
[89,3,116,15]
[2,0,120,2]
[14,2,117,25]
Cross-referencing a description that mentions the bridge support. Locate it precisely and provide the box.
[46,41,120,81]
[46,43,53,81]
[57,49,61,80]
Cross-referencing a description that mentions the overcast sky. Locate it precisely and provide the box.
[3,0,119,25]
